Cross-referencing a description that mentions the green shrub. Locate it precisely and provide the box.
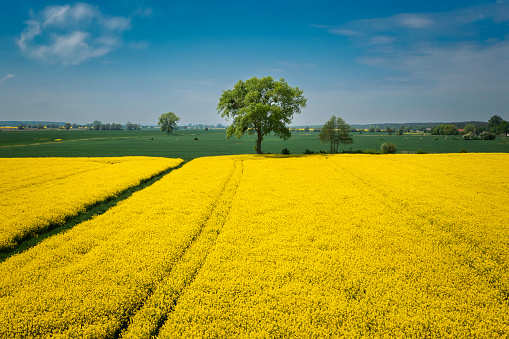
[463,132,474,140]
[381,142,397,154]
[460,149,468,153]
[480,131,496,140]
[303,149,314,154]
[416,150,428,154]
[281,148,290,155]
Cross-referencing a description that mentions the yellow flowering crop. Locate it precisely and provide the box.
[158,154,509,338]
[1,154,508,338]
[0,157,182,251]
[0,156,235,338]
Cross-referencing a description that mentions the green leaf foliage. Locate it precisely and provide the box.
[158,112,180,135]
[217,76,307,154]
[381,142,397,154]
[318,115,353,153]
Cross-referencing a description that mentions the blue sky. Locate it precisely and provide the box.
[1,0,508,125]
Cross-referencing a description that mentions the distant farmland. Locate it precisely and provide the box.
[0,129,508,159]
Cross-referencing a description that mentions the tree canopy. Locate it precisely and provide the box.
[488,115,503,131]
[319,115,353,153]
[463,124,476,134]
[494,120,509,135]
[158,112,180,135]
[431,124,459,135]
[488,115,508,135]
[217,76,307,154]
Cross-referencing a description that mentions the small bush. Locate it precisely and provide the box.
[416,150,428,154]
[433,137,439,140]
[281,148,290,155]
[303,149,315,154]
[194,137,198,140]
[463,132,474,140]
[480,131,496,140]
[381,142,397,154]
[459,149,468,153]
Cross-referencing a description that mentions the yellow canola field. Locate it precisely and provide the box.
[0,157,182,251]
[159,154,509,338]
[0,156,236,338]
[1,154,508,338]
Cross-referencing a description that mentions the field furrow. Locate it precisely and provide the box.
[1,154,508,338]
[0,157,183,251]
[158,154,509,338]
[0,156,234,338]
[121,159,244,339]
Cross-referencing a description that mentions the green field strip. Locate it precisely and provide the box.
[119,160,243,339]
[1,129,507,159]
[0,134,145,148]
[0,161,187,262]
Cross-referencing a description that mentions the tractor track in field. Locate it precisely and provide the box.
[0,161,188,262]
[115,159,244,339]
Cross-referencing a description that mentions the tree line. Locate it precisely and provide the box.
[17,121,142,130]
[158,76,508,155]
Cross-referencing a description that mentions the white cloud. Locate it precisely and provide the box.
[369,35,395,45]
[393,41,509,91]
[133,7,152,18]
[313,2,509,92]
[328,29,361,37]
[17,3,131,65]
[0,74,15,83]
[317,2,509,42]
[394,14,433,28]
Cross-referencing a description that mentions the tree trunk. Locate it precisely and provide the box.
[256,129,263,154]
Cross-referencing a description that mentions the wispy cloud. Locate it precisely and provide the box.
[133,7,152,18]
[313,2,509,91]
[369,35,395,45]
[129,41,149,50]
[394,14,433,28]
[17,3,131,65]
[0,74,14,83]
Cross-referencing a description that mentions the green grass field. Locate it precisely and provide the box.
[0,129,508,159]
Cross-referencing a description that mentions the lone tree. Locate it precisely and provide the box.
[319,115,353,153]
[217,76,307,154]
[158,112,180,135]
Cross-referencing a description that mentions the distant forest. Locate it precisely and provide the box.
[291,121,490,131]
[0,120,491,130]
